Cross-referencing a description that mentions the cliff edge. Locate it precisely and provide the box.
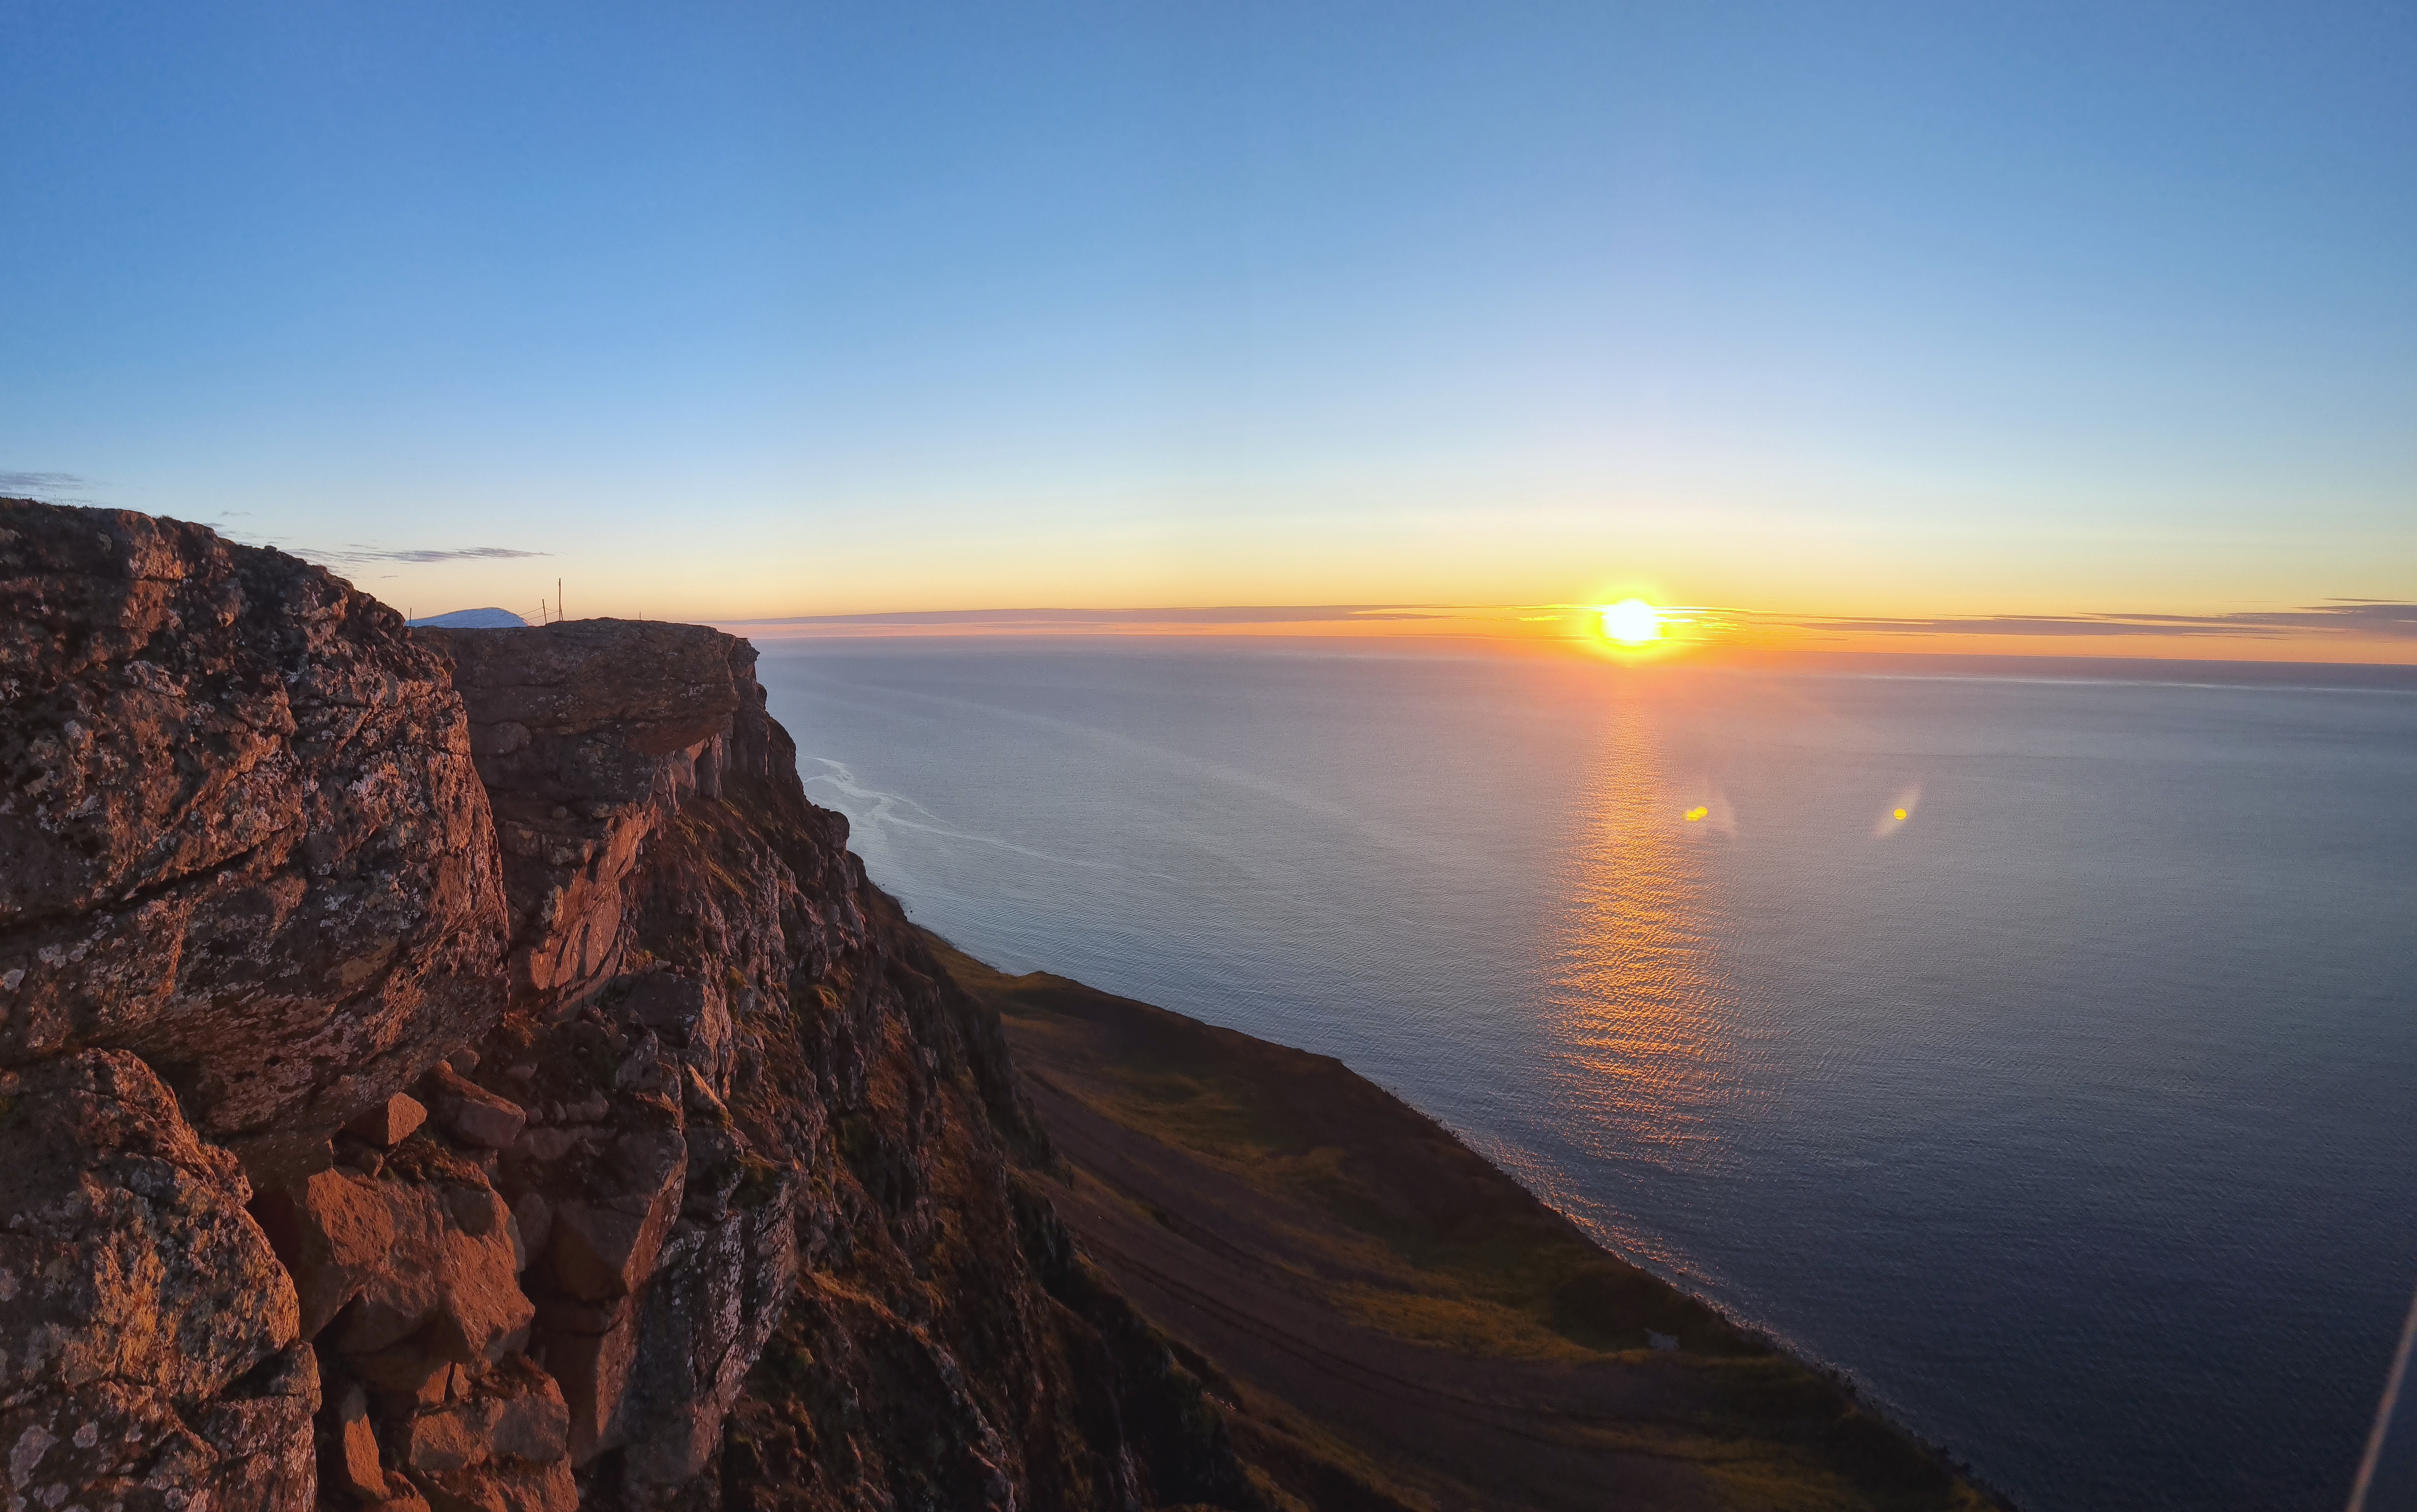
[0,498,1995,1512]
[0,499,1257,1511]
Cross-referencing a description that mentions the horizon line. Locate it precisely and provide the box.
[693,598,2417,665]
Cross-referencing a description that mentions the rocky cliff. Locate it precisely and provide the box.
[0,500,1262,1512]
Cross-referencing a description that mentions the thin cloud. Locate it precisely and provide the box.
[316,545,551,565]
[1785,602,2417,640]
[727,605,1448,627]
[0,470,95,499]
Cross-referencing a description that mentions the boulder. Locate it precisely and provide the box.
[521,1124,689,1466]
[400,1374,568,1471]
[347,1339,462,1412]
[508,1190,552,1270]
[0,1048,314,1508]
[0,500,510,1181]
[335,1173,535,1365]
[254,1165,397,1340]
[350,1091,430,1147]
[333,1383,391,1498]
[545,1131,686,1302]
[415,1461,580,1512]
[545,1316,645,1467]
[425,1064,527,1149]
[395,1360,578,1512]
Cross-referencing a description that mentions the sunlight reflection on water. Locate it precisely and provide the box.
[1543,698,1745,1191]
[757,642,2417,1512]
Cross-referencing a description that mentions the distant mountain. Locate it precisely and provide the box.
[405,606,528,628]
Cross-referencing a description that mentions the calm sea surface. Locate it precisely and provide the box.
[754,640,2417,1512]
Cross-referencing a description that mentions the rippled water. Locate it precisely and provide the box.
[754,639,2417,1511]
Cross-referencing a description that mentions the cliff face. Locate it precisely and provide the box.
[0,502,509,1180]
[0,500,1259,1512]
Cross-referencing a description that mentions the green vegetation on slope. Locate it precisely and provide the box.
[930,934,2006,1512]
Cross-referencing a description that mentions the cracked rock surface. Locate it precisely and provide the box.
[0,498,510,1182]
[2,502,1267,1512]
[0,1047,319,1511]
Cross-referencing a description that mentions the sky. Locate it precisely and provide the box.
[2,1,2412,660]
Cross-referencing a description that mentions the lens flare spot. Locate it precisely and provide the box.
[1600,599,1663,646]
[1874,782,1923,837]
[1684,805,1709,822]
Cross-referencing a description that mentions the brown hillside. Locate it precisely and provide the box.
[933,937,2005,1512]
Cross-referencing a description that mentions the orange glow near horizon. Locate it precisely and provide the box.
[691,597,2417,667]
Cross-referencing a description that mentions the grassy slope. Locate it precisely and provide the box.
[928,934,2006,1512]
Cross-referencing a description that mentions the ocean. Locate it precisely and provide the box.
[752,638,2417,1512]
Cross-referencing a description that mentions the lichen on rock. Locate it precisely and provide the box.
[0,499,511,1181]
[2,502,1268,1512]
[0,1047,318,1509]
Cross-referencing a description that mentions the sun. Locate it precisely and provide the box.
[1600,598,1663,646]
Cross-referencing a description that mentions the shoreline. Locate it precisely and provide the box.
[928,929,2015,1512]
[1417,1109,2021,1510]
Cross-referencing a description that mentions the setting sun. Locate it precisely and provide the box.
[1601,598,1663,645]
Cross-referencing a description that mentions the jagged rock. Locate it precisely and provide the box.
[425,1064,527,1149]
[0,1048,315,1508]
[0,499,510,1180]
[335,1383,391,1498]
[422,621,755,1009]
[370,1468,438,1512]
[385,1362,580,1511]
[399,1366,570,1467]
[191,1340,323,1509]
[542,1124,687,1304]
[415,1461,580,1512]
[254,1165,397,1340]
[351,1091,430,1147]
[604,1168,798,1495]
[7,531,1275,1512]
[335,1166,535,1366]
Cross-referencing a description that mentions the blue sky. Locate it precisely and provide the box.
[2,1,2411,644]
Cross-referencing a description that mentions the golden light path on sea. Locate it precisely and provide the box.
[1536,689,1749,1233]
